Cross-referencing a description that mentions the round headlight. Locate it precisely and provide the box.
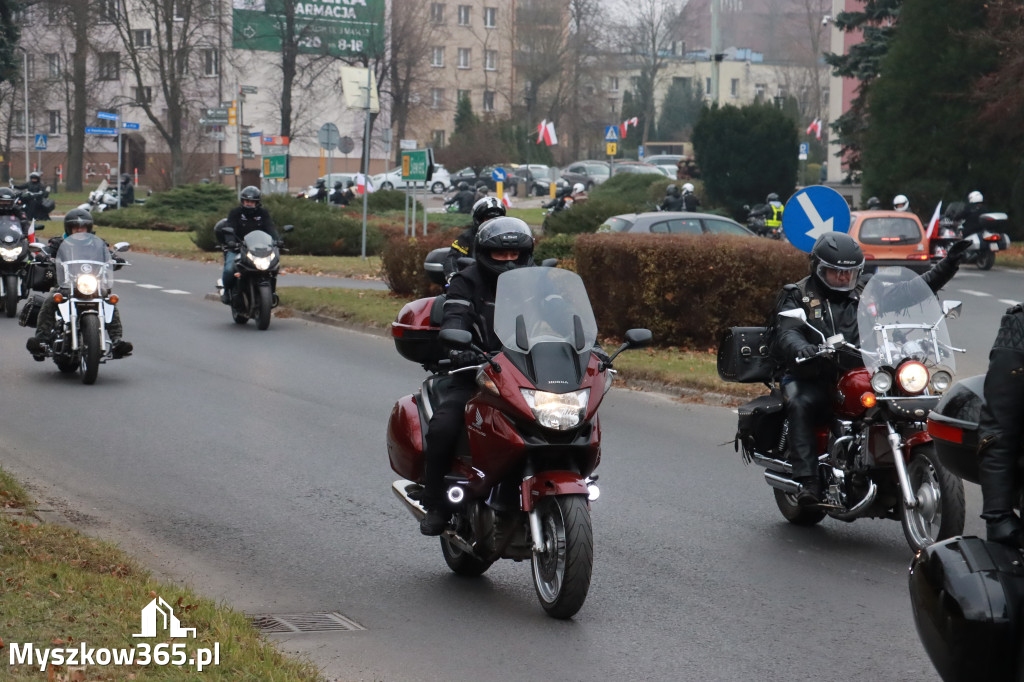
[896,361,929,394]
[930,370,953,393]
[870,371,893,394]
[76,273,99,296]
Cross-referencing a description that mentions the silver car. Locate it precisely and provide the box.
[597,211,755,236]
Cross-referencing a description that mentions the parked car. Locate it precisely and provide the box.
[612,161,670,177]
[847,209,932,273]
[372,165,451,194]
[449,165,518,196]
[298,172,359,199]
[643,154,685,177]
[512,164,568,196]
[597,211,756,236]
[561,161,611,190]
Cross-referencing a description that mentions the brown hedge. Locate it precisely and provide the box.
[574,234,809,348]
[381,230,459,298]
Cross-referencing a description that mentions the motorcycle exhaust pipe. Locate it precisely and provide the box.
[763,471,801,495]
[391,479,426,521]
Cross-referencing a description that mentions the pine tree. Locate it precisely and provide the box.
[656,80,705,142]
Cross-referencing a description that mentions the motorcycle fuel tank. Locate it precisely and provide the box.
[835,367,872,418]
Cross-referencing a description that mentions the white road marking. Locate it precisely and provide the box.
[116,279,137,284]
[957,289,991,297]
[136,283,162,289]
[999,299,1019,306]
[162,289,190,295]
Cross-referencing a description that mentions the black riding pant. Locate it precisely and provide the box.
[422,376,475,508]
[782,377,832,479]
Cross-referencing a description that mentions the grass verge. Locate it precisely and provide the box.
[0,469,323,681]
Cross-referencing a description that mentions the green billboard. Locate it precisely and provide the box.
[232,0,384,58]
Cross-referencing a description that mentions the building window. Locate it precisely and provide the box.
[12,111,34,136]
[457,88,470,102]
[98,52,119,80]
[133,86,153,105]
[173,0,186,20]
[608,76,619,92]
[777,86,788,99]
[458,5,470,25]
[457,47,470,69]
[46,53,60,79]
[430,3,444,24]
[98,0,117,23]
[730,78,739,98]
[483,91,495,112]
[484,50,497,71]
[203,49,218,76]
[754,83,766,99]
[132,29,152,48]
[47,3,60,23]
[431,46,444,67]
[13,5,30,25]
[484,7,496,27]
[432,130,445,147]
[705,77,712,94]
[48,110,62,135]
[430,88,444,109]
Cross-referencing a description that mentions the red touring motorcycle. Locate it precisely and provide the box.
[719,267,966,552]
[908,376,1024,682]
[387,265,651,619]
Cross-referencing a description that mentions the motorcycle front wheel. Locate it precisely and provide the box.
[256,286,272,330]
[901,444,965,552]
[531,495,592,619]
[79,315,101,385]
[3,274,18,317]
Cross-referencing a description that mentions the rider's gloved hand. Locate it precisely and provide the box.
[945,239,972,263]
[449,350,479,368]
[795,345,818,361]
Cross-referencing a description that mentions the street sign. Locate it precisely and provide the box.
[799,142,809,161]
[207,131,226,141]
[34,134,47,150]
[97,111,118,121]
[85,127,117,135]
[401,149,432,182]
[219,166,237,175]
[782,185,852,253]
[638,145,644,159]
[338,136,355,154]
[491,167,507,182]
[249,131,262,137]
[242,151,254,159]
[262,136,289,145]
[604,125,619,142]
[205,107,230,118]
[263,154,287,180]
[122,122,140,130]
[606,142,617,156]
[400,139,417,150]
[317,122,340,151]
[240,85,258,95]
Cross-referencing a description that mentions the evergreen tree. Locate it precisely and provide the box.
[452,93,479,139]
[619,90,646,157]
[656,79,705,141]
[692,103,798,218]
[0,0,21,85]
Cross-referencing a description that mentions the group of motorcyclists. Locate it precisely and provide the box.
[308,178,357,206]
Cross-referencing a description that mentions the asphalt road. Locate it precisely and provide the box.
[0,253,1014,681]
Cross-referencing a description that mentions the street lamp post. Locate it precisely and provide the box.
[17,46,29,180]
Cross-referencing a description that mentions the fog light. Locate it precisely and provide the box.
[447,486,464,504]
[587,484,600,501]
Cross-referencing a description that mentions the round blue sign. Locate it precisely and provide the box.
[781,185,852,253]
[492,167,507,182]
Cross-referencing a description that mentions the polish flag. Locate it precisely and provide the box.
[925,201,942,240]
[501,195,512,209]
[619,116,640,138]
[355,173,374,194]
[26,218,35,243]
[806,118,822,140]
[537,119,547,144]
[539,120,558,146]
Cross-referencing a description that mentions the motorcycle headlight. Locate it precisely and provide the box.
[870,370,893,394]
[0,245,23,261]
[249,252,273,270]
[521,388,589,431]
[75,273,99,296]
[896,361,929,394]
[930,370,953,393]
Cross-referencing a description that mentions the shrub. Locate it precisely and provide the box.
[534,233,577,262]
[94,183,236,232]
[381,230,459,298]
[543,197,636,235]
[574,233,809,348]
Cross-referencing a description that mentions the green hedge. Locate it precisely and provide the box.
[574,233,809,347]
[93,183,236,232]
[544,173,691,236]
[534,233,577,262]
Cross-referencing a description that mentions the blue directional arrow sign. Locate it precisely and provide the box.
[122,122,140,130]
[782,185,852,253]
[604,125,619,142]
[34,134,47,150]
[85,127,117,135]
[96,111,118,121]
[491,167,507,182]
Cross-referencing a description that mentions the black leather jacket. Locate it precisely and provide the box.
[978,304,1024,520]
[954,202,987,237]
[442,225,476,282]
[225,205,278,241]
[442,263,499,352]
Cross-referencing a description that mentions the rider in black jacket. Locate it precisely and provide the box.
[445,182,476,214]
[773,232,969,504]
[953,190,987,237]
[442,196,506,283]
[978,305,1024,548]
[219,186,277,306]
[419,217,535,535]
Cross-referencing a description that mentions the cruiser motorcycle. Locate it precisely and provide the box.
[387,265,651,618]
[720,267,966,552]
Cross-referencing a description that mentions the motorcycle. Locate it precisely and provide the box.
[743,204,781,239]
[719,266,966,552]
[77,179,120,213]
[930,203,1011,271]
[13,184,54,222]
[31,232,130,384]
[0,215,41,317]
[387,264,652,618]
[215,223,293,330]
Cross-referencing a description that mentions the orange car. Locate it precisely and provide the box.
[848,210,934,274]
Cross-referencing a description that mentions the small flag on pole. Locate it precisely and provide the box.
[805,118,822,140]
[537,120,557,146]
[925,201,943,240]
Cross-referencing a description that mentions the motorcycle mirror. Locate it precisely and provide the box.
[624,328,653,348]
[440,328,473,349]
[541,258,558,267]
[113,242,131,252]
[778,308,807,322]
[34,223,44,232]
[942,300,962,320]
[283,224,295,232]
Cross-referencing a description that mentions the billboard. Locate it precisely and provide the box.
[232,0,384,58]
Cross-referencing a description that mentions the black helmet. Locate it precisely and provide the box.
[120,173,131,184]
[811,232,864,294]
[64,208,94,234]
[316,178,326,188]
[240,185,261,211]
[474,217,534,278]
[866,196,880,209]
[0,187,15,211]
[472,196,506,227]
[334,181,343,189]
[29,171,41,181]
[767,192,779,203]
[458,181,469,191]
[666,184,680,197]
[346,180,354,188]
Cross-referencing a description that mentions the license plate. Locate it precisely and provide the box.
[991,244,1000,251]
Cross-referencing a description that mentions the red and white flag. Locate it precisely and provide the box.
[619,116,639,138]
[355,173,374,194]
[537,120,557,146]
[925,201,942,240]
[26,219,35,243]
[806,118,822,140]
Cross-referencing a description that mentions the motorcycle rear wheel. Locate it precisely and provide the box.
[440,515,494,577]
[3,274,18,318]
[773,489,826,526]
[531,495,592,619]
[80,315,101,385]
[976,250,995,270]
[901,445,965,552]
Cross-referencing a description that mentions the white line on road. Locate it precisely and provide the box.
[116,279,137,284]
[957,289,992,297]
[136,283,163,289]
[999,299,1020,306]
[162,289,190,295]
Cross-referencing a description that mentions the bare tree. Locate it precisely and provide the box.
[386,0,440,165]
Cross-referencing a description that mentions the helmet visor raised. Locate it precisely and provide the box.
[816,262,862,292]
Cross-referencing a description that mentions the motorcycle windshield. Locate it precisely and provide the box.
[0,217,24,243]
[55,233,112,289]
[856,266,954,374]
[243,230,275,257]
[493,267,598,354]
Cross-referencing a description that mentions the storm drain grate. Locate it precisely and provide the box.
[249,612,366,634]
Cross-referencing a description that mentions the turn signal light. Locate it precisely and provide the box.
[860,392,877,408]
[109,294,119,304]
[53,292,64,303]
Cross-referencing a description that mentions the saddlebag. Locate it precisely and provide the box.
[25,261,55,292]
[717,326,774,383]
[736,393,785,458]
[391,295,447,371]
[927,375,985,484]
[909,535,1024,682]
[18,292,44,328]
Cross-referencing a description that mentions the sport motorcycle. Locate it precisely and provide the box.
[215,223,293,330]
[387,265,651,618]
[719,266,966,552]
[0,215,36,317]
